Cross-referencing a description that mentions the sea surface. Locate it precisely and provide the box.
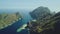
[0,9,32,34]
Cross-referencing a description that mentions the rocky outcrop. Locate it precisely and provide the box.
[29,6,60,34]
[30,6,52,20]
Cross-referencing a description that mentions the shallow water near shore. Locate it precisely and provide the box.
[0,10,32,34]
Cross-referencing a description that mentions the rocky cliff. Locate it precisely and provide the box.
[29,6,60,34]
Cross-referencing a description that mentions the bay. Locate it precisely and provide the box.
[0,9,32,34]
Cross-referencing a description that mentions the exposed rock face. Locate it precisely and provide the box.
[29,6,60,34]
[30,6,52,20]
[39,12,60,34]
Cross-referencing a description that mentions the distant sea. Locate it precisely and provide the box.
[0,9,32,34]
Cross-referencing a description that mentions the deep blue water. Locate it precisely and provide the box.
[0,10,32,34]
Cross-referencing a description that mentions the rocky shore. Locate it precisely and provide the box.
[0,12,22,30]
[28,6,60,34]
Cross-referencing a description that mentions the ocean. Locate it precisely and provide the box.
[0,9,32,34]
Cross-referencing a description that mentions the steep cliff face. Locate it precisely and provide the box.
[29,6,60,34]
[39,12,60,34]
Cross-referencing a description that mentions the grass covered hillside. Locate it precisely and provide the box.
[0,12,22,30]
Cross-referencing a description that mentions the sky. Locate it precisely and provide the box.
[0,0,60,12]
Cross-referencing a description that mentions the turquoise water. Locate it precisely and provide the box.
[0,10,32,34]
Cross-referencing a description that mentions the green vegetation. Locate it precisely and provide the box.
[29,6,60,34]
[30,6,52,19]
[0,12,21,30]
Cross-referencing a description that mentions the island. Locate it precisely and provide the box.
[0,12,22,30]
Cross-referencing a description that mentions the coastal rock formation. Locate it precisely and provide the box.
[29,6,60,34]
[0,12,22,30]
[30,6,52,20]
